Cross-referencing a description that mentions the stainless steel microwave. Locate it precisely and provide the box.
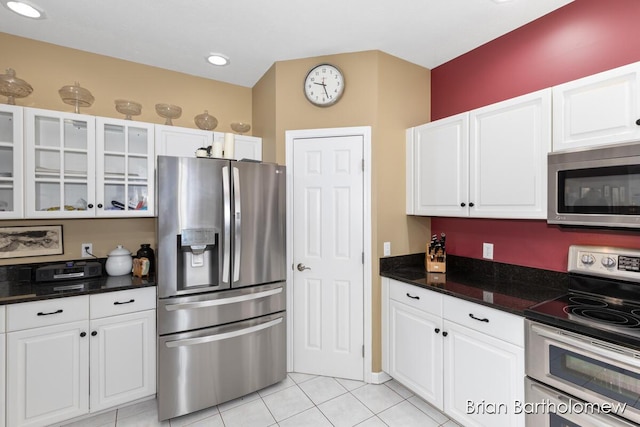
[548,142,640,228]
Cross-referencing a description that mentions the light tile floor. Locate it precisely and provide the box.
[59,373,462,427]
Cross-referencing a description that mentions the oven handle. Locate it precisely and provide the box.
[164,287,283,311]
[528,381,636,427]
[165,317,283,348]
[531,323,640,361]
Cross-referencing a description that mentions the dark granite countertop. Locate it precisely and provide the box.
[380,253,568,315]
[0,259,155,305]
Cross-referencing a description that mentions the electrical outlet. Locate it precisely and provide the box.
[383,241,391,257]
[483,242,494,260]
[81,243,93,258]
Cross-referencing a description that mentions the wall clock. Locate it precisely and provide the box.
[303,63,345,107]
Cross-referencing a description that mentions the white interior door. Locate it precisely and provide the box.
[291,133,364,380]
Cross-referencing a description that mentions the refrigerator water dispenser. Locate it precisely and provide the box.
[177,229,218,289]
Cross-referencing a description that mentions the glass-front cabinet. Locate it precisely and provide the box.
[96,118,154,217]
[24,108,96,218]
[23,109,155,218]
[0,104,23,219]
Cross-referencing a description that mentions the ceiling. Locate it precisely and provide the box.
[0,0,573,88]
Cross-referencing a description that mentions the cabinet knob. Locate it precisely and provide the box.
[469,202,475,207]
[636,118,640,126]
[97,203,103,209]
[80,332,87,337]
[87,203,94,209]
[442,331,448,337]
[460,202,466,207]
[434,328,440,334]
[91,331,98,336]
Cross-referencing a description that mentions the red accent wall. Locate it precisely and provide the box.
[430,0,640,272]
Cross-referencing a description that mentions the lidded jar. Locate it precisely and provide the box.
[105,245,133,276]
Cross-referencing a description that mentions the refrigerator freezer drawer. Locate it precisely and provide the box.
[157,312,286,420]
[157,282,286,336]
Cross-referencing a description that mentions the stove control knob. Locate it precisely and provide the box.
[580,254,596,265]
[601,256,617,268]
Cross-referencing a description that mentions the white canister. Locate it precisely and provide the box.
[105,245,133,276]
[223,133,235,159]
[211,141,224,158]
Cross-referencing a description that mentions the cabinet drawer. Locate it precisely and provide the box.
[7,295,89,332]
[443,295,524,346]
[389,280,442,316]
[90,287,156,319]
[0,305,5,332]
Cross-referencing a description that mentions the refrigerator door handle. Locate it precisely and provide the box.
[233,166,241,282]
[163,287,283,311]
[222,166,231,283]
[164,317,283,348]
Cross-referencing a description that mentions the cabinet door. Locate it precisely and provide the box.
[389,300,444,409]
[7,320,89,427]
[213,133,262,161]
[0,332,5,427]
[89,310,156,412]
[553,61,640,151]
[24,108,96,218]
[443,320,524,427]
[96,118,155,217]
[469,89,551,219]
[411,113,469,216]
[155,124,213,158]
[0,104,23,219]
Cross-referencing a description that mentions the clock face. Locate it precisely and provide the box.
[304,64,345,107]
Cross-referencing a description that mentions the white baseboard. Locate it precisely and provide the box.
[369,371,392,385]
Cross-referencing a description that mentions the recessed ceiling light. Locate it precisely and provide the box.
[206,54,229,67]
[4,1,44,18]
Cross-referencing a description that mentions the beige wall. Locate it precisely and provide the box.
[1,32,253,265]
[3,32,433,373]
[253,51,432,372]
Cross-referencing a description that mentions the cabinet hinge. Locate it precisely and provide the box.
[362,252,364,264]
[361,159,364,171]
[362,345,365,358]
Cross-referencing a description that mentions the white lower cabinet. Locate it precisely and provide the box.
[1,305,6,427]
[382,278,524,427]
[388,298,443,408]
[89,307,156,412]
[6,288,156,427]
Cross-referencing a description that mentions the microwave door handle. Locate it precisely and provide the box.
[233,166,241,283]
[222,166,231,284]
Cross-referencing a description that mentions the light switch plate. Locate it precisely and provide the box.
[383,242,391,257]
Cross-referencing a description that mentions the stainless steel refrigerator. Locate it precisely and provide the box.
[156,156,286,421]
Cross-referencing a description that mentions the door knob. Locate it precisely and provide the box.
[297,263,311,272]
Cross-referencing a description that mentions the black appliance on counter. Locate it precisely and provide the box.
[525,245,640,427]
[35,261,102,282]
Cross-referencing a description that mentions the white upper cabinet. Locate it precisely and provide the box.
[96,118,155,217]
[155,126,262,161]
[213,132,263,161]
[553,61,640,151]
[154,124,213,158]
[24,108,96,218]
[0,104,23,219]
[407,113,469,216]
[469,89,551,218]
[407,89,551,219]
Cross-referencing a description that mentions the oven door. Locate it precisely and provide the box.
[526,320,640,424]
[525,378,637,427]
